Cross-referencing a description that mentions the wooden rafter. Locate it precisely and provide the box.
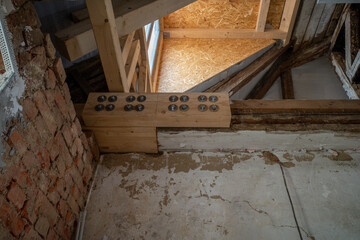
[330,4,351,51]
[280,70,295,99]
[280,0,301,45]
[86,0,128,92]
[256,0,271,32]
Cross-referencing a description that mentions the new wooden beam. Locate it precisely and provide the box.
[55,0,196,61]
[280,70,295,99]
[86,0,128,92]
[213,45,288,96]
[125,40,141,90]
[279,0,301,45]
[256,0,271,32]
[163,28,287,39]
[122,31,135,63]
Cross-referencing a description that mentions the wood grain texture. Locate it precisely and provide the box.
[279,0,300,45]
[280,70,294,99]
[256,0,271,32]
[86,0,128,92]
[91,127,158,153]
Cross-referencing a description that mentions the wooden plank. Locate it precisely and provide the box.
[71,8,89,23]
[91,127,158,153]
[231,100,360,113]
[330,4,350,51]
[138,63,148,92]
[256,0,271,32]
[55,0,196,61]
[325,4,345,38]
[331,52,359,99]
[86,0,128,92]
[136,28,153,92]
[155,93,231,128]
[279,0,301,45]
[164,28,287,39]
[313,4,336,43]
[125,40,141,90]
[122,31,135,63]
[293,0,317,51]
[302,3,326,45]
[151,33,163,92]
[280,70,295,99]
[213,45,288,96]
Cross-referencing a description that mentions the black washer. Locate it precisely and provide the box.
[169,95,178,102]
[108,95,118,102]
[209,96,218,102]
[209,105,219,112]
[105,104,115,111]
[168,104,178,112]
[124,104,133,111]
[97,95,107,102]
[198,95,207,102]
[135,104,145,111]
[198,104,208,112]
[95,104,105,111]
[137,95,146,102]
[179,104,189,112]
[180,95,189,102]
[126,95,136,102]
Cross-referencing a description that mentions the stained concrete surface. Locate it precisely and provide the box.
[83,150,360,240]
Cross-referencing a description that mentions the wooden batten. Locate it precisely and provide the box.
[125,40,141,90]
[136,28,152,92]
[279,0,300,45]
[256,0,271,32]
[122,31,136,63]
[164,28,287,39]
[86,0,128,92]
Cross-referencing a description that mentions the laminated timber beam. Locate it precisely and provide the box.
[55,0,196,61]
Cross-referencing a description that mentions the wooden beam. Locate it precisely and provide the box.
[313,4,336,43]
[55,0,196,61]
[122,31,135,63]
[331,52,359,99]
[86,0,128,92]
[246,39,330,99]
[163,28,287,39]
[280,70,295,99]
[71,8,89,23]
[301,3,326,46]
[125,40,141,90]
[151,32,163,92]
[330,4,351,51]
[138,63,147,92]
[256,0,271,32]
[325,4,345,38]
[231,100,360,113]
[136,27,152,92]
[213,45,288,96]
[279,0,301,45]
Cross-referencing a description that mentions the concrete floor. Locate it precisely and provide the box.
[83,150,360,240]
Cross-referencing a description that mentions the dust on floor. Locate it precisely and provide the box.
[83,150,360,240]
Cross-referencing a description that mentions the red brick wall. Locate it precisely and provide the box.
[0,1,99,239]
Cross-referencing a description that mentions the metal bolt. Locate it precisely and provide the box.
[180,95,189,102]
[168,104,178,111]
[95,104,105,111]
[209,96,218,102]
[108,95,117,102]
[106,104,115,111]
[179,104,189,112]
[135,104,145,111]
[198,95,207,102]
[126,95,136,102]
[97,95,107,102]
[198,104,208,112]
[124,104,133,111]
[137,95,146,102]
[209,105,219,112]
[169,95,178,102]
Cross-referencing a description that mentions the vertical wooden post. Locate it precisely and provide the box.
[86,0,129,92]
[256,0,271,32]
[136,27,152,92]
[281,70,295,99]
[280,0,301,45]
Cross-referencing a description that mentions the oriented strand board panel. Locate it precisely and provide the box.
[157,38,275,92]
[164,0,285,30]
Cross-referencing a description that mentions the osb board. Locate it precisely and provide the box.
[156,38,275,92]
[163,0,285,30]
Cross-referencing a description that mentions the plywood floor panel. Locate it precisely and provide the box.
[156,38,275,92]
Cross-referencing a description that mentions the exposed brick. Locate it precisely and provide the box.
[23,27,43,48]
[24,123,41,153]
[61,125,73,148]
[67,195,79,214]
[9,129,27,156]
[65,211,75,227]
[43,89,55,105]
[47,137,59,162]
[0,195,25,237]
[13,168,33,189]
[47,187,60,205]
[34,115,51,140]
[55,155,66,176]
[36,147,50,170]
[77,195,85,210]
[31,46,47,71]
[69,166,83,190]
[70,144,77,158]
[7,182,26,210]
[55,178,68,200]
[64,171,74,192]
[53,58,66,84]
[34,91,57,135]
[74,138,84,157]
[23,227,42,240]
[56,199,69,218]
[21,200,37,224]
[35,216,50,237]
[71,184,81,201]
[18,50,32,70]
[74,155,84,174]
[22,98,38,121]
[55,88,69,121]
[46,228,60,240]
[68,103,77,121]
[44,33,56,59]
[51,104,65,129]
[35,191,58,226]
[34,172,49,193]
[82,164,93,185]
[22,151,40,170]
[7,2,39,27]
[54,131,73,168]
[61,83,72,104]
[45,68,56,89]
[55,219,71,240]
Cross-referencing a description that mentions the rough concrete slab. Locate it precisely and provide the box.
[83,152,300,240]
[275,150,360,240]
